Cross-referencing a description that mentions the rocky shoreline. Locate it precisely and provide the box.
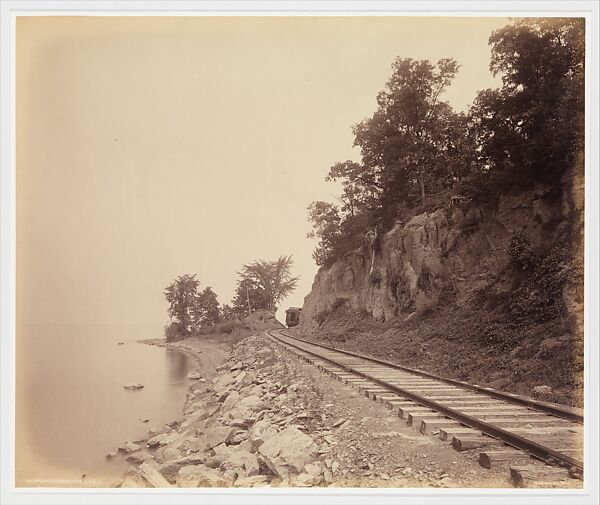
[114,333,333,487]
[108,332,522,488]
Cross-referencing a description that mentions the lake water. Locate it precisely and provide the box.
[16,324,194,487]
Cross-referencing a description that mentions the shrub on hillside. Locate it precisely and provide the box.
[504,245,571,325]
[508,231,536,272]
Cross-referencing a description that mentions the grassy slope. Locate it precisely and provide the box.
[302,303,583,408]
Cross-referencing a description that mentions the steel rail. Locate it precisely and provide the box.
[267,329,583,472]
[277,330,583,424]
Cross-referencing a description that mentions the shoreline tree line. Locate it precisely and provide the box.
[307,18,584,266]
[164,255,298,341]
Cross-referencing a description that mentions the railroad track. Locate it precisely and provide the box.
[266,329,584,486]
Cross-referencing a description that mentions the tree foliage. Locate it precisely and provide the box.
[354,57,462,216]
[232,255,299,314]
[308,18,584,266]
[164,274,199,339]
[192,286,221,331]
[164,275,221,340]
[470,18,584,186]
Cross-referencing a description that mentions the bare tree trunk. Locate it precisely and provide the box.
[419,169,426,205]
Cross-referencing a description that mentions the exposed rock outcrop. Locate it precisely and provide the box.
[299,179,582,332]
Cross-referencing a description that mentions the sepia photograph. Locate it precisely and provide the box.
[0,2,598,504]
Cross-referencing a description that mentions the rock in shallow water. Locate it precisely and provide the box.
[147,432,178,448]
[124,383,144,390]
[118,442,141,454]
[126,452,152,465]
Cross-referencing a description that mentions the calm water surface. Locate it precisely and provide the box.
[16,325,194,487]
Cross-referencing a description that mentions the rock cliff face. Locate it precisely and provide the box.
[299,167,584,334]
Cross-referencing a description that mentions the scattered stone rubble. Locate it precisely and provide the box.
[116,334,338,487]
[114,334,480,487]
[113,333,577,489]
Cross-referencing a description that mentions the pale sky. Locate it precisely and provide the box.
[17,16,509,339]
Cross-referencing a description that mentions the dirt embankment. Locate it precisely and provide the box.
[295,303,582,407]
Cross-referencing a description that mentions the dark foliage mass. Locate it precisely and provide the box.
[163,256,298,340]
[231,255,299,316]
[308,18,584,266]
[164,274,221,341]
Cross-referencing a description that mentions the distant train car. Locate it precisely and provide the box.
[285,307,302,328]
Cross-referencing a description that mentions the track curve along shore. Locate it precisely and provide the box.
[266,329,583,482]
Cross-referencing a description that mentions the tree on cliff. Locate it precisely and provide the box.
[232,255,299,315]
[307,200,369,267]
[307,58,463,266]
[469,18,584,188]
[164,274,200,340]
[306,18,584,266]
[353,57,461,216]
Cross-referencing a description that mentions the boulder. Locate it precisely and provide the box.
[177,465,201,487]
[248,384,264,397]
[160,447,182,461]
[294,472,323,486]
[179,413,204,432]
[228,430,248,445]
[201,426,234,451]
[234,371,248,386]
[184,400,206,414]
[257,453,288,479]
[177,465,228,487]
[222,447,259,477]
[248,418,278,444]
[259,426,318,474]
[148,425,172,438]
[223,448,252,471]
[235,475,270,487]
[533,385,553,395]
[230,418,252,429]
[214,373,236,393]
[225,428,247,444]
[139,461,172,488]
[304,461,323,477]
[187,371,202,380]
[212,443,230,456]
[245,453,260,477]
[147,432,178,448]
[158,455,207,481]
[221,390,240,412]
[118,442,141,454]
[183,402,221,425]
[226,395,262,421]
[118,469,147,488]
[205,454,226,469]
[126,452,152,465]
